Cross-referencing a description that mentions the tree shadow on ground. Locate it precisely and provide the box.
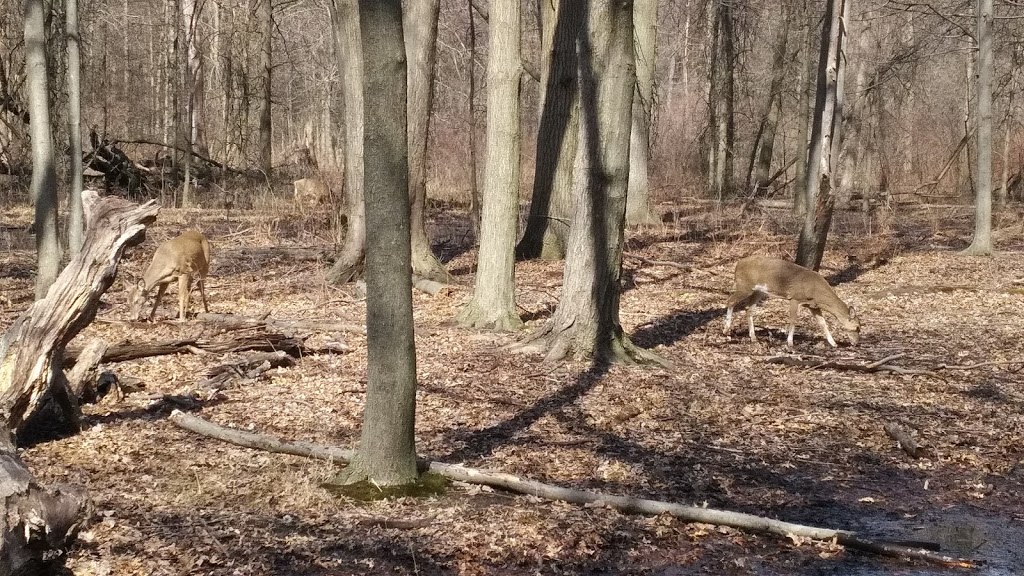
[629,306,722,349]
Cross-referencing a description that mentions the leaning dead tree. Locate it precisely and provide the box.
[0,190,158,573]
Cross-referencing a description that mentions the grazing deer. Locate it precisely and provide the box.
[293,178,329,208]
[723,256,860,347]
[126,230,211,322]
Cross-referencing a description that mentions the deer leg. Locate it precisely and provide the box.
[746,293,766,342]
[811,307,837,347]
[149,283,168,321]
[177,275,192,322]
[786,300,801,347]
[197,277,209,313]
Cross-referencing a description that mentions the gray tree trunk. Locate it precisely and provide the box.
[793,0,814,215]
[521,0,662,366]
[625,0,657,226]
[257,0,273,173]
[748,6,789,197]
[707,0,735,201]
[516,0,580,261]
[456,0,523,331]
[466,0,481,239]
[66,0,84,253]
[327,0,367,284]
[795,0,848,271]
[964,0,993,255]
[335,0,418,487]
[25,0,61,299]
[404,0,449,283]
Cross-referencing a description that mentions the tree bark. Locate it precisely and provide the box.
[404,0,449,283]
[257,0,273,173]
[456,0,523,331]
[331,0,418,487]
[749,6,789,198]
[466,0,481,239]
[327,0,367,284]
[624,0,657,226]
[519,0,663,366]
[793,0,814,215]
[795,0,848,271]
[963,0,993,255]
[66,0,84,253]
[516,0,580,261]
[25,0,61,300]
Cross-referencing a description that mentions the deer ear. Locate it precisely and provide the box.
[849,306,857,319]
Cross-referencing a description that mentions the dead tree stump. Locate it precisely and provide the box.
[0,190,158,572]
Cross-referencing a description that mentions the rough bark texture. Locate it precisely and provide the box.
[624,0,657,226]
[796,0,847,271]
[257,0,273,173]
[0,191,159,431]
[520,0,663,366]
[333,0,419,487]
[456,0,523,331]
[750,7,789,197]
[516,0,580,261]
[25,0,61,300]
[964,0,993,255]
[327,0,367,284]
[405,0,449,283]
[66,0,84,253]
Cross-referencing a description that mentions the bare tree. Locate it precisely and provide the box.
[332,0,418,487]
[795,0,848,271]
[625,0,657,226]
[707,0,736,201]
[456,0,522,331]
[516,0,580,261]
[327,0,366,284]
[257,0,273,173]
[24,0,61,299]
[747,2,790,198]
[793,0,815,215]
[66,0,84,253]
[404,0,449,283]
[963,0,993,255]
[521,0,662,365]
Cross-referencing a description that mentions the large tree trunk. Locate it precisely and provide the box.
[748,5,789,198]
[25,0,61,300]
[520,0,662,366]
[516,0,580,261]
[795,0,848,271]
[66,0,84,254]
[326,0,367,284]
[257,0,273,173]
[404,0,449,283]
[624,0,657,226]
[330,0,418,487]
[456,0,523,331]
[964,0,993,255]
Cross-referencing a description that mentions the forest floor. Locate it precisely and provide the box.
[1,197,1023,576]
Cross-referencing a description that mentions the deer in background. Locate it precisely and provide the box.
[293,178,329,208]
[126,230,211,322]
[723,256,860,347]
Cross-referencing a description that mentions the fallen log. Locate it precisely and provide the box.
[66,338,108,402]
[195,312,366,336]
[169,411,975,568]
[764,354,933,376]
[67,332,305,365]
[198,351,295,391]
[884,423,923,459]
[0,190,155,573]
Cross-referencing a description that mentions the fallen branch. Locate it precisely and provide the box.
[883,423,923,459]
[764,355,933,376]
[67,332,305,364]
[195,312,365,336]
[169,411,975,568]
[198,351,295,391]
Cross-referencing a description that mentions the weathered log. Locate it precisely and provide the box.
[0,190,151,573]
[66,339,108,402]
[764,354,932,376]
[169,412,975,569]
[0,190,158,431]
[195,312,365,336]
[67,332,304,365]
[198,351,295,391]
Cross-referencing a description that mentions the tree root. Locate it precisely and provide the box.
[456,302,523,332]
[168,411,976,569]
[514,318,671,368]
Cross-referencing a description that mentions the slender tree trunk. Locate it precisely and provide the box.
[625,0,657,226]
[257,0,273,173]
[520,0,662,366]
[795,0,848,271]
[180,0,197,206]
[964,0,993,255]
[718,0,736,199]
[331,0,418,488]
[516,0,580,261]
[794,0,813,215]
[706,0,719,196]
[749,6,789,197]
[404,0,448,282]
[456,0,522,331]
[466,0,481,239]
[66,0,84,253]
[327,0,367,284]
[25,0,61,299]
